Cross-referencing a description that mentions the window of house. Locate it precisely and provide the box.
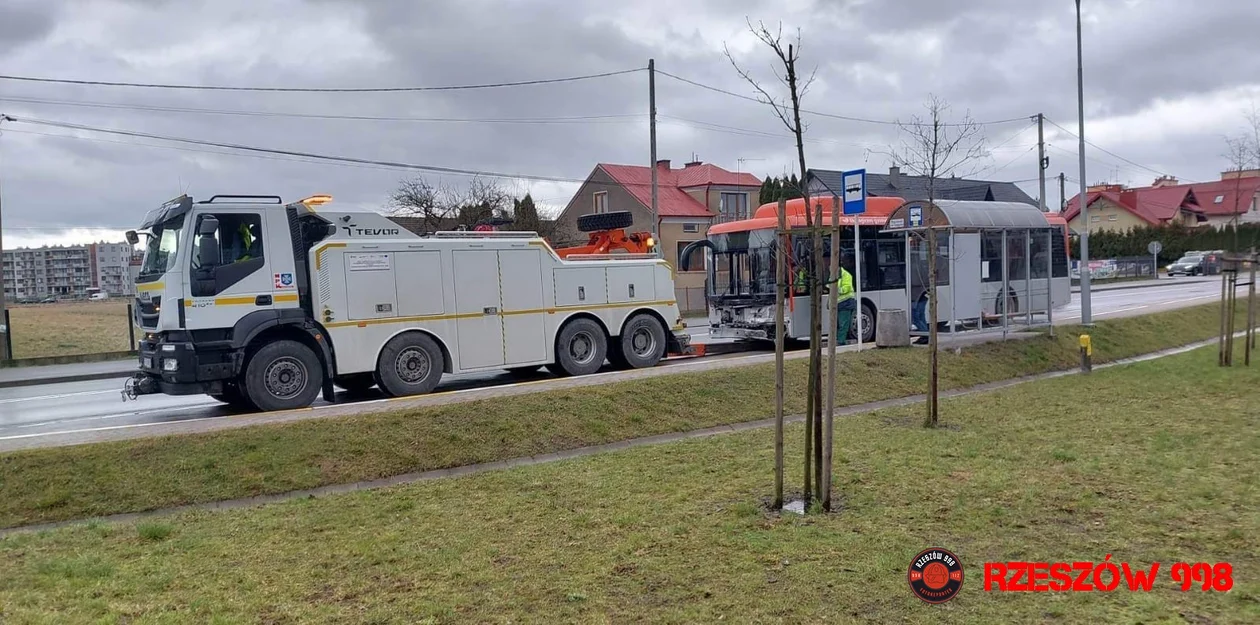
[593,191,607,214]
[1091,215,1100,222]
[1107,214,1118,221]
[1215,195,1225,204]
[682,223,700,234]
[719,192,749,222]
[677,241,703,272]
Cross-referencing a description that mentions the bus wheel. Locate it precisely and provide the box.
[853,302,877,344]
[243,340,324,412]
[619,314,666,369]
[377,333,444,397]
[552,318,607,376]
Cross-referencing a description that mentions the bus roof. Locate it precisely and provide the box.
[708,196,905,235]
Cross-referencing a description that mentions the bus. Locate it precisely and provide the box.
[682,196,1071,344]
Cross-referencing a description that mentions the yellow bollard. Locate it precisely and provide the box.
[1079,334,1092,373]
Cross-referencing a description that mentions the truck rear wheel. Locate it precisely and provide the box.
[376,333,444,397]
[617,313,666,369]
[548,318,606,376]
[242,340,324,412]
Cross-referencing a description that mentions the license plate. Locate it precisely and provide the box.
[142,357,152,369]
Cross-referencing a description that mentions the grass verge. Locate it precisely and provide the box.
[0,301,1246,530]
[8,301,134,359]
[0,346,1256,623]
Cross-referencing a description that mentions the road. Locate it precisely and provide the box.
[0,276,1239,450]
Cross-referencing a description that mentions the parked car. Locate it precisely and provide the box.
[1166,254,1206,276]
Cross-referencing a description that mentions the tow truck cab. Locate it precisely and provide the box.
[127,194,338,408]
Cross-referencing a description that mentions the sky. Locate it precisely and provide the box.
[0,0,1257,248]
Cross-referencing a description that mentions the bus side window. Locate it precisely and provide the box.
[981,231,1004,283]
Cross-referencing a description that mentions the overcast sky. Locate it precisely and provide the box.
[0,0,1257,248]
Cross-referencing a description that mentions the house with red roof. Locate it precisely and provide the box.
[554,159,761,312]
[1063,169,1260,234]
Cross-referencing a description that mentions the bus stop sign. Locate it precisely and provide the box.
[1148,241,1162,255]
[843,169,867,215]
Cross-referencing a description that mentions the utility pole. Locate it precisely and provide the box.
[1037,113,1047,213]
[648,59,660,253]
[1075,0,1093,325]
[0,114,11,361]
[1059,173,1066,212]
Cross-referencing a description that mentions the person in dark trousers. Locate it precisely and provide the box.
[911,285,930,345]
[833,253,857,344]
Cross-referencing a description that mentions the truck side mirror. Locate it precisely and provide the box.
[198,216,220,236]
[199,235,221,268]
[125,230,139,245]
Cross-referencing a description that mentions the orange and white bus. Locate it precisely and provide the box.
[681,196,1071,343]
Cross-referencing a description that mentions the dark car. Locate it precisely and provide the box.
[1166,254,1205,276]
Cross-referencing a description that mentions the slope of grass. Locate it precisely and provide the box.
[1,346,1256,623]
[0,302,1244,529]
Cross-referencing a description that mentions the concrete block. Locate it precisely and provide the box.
[876,309,910,347]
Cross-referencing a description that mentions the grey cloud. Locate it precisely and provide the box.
[0,1,58,54]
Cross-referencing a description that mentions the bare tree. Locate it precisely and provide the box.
[726,20,829,510]
[390,176,517,232]
[1223,104,1260,251]
[886,94,987,428]
[389,177,448,232]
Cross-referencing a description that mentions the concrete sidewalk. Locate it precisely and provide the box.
[1070,275,1213,293]
[0,359,134,389]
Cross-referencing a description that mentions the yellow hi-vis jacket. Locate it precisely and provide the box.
[833,267,855,304]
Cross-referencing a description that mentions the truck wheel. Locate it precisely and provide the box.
[618,314,666,369]
[376,333,444,397]
[334,373,376,394]
[577,211,634,233]
[550,318,607,376]
[242,340,324,412]
[211,382,256,411]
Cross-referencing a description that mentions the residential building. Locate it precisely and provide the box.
[1062,170,1260,234]
[808,166,1038,205]
[554,159,761,312]
[2,241,136,302]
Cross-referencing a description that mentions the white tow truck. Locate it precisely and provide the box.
[124,193,690,412]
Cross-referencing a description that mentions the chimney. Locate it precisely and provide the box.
[684,160,702,168]
[1152,175,1178,187]
[656,159,671,172]
[889,165,900,186]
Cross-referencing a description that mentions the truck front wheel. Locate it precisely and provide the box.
[210,382,256,412]
[242,340,324,412]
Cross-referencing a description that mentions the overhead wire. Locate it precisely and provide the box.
[1043,117,1192,182]
[0,68,647,93]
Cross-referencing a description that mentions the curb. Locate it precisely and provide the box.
[1070,278,1206,294]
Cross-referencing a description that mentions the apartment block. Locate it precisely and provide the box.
[3,242,136,302]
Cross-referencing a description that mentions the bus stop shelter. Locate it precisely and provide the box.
[881,199,1065,338]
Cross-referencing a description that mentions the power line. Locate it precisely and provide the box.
[0,68,646,93]
[0,95,644,125]
[656,69,1030,127]
[2,115,645,187]
[1043,117,1192,182]
[659,115,879,148]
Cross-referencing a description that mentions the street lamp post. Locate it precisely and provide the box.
[1075,0,1092,325]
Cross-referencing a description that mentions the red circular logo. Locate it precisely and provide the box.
[908,547,964,603]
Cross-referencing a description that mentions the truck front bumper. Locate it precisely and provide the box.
[709,325,771,341]
[125,335,241,398]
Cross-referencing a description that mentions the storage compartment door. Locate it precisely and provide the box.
[498,250,548,365]
[452,251,504,370]
[345,252,398,320]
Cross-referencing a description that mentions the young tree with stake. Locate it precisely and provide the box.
[725,20,828,508]
[886,95,987,428]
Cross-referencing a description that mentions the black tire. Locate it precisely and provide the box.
[505,365,543,377]
[851,301,877,344]
[242,340,324,412]
[376,332,444,397]
[210,382,256,411]
[334,373,377,393]
[606,342,630,370]
[617,314,666,369]
[577,211,634,233]
[552,318,607,376]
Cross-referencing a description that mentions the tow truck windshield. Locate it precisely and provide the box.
[138,215,184,281]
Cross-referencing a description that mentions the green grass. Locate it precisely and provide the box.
[0,302,1244,530]
[8,301,134,359]
[0,346,1256,623]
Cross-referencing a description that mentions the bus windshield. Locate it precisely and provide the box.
[708,228,779,299]
[138,215,185,281]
